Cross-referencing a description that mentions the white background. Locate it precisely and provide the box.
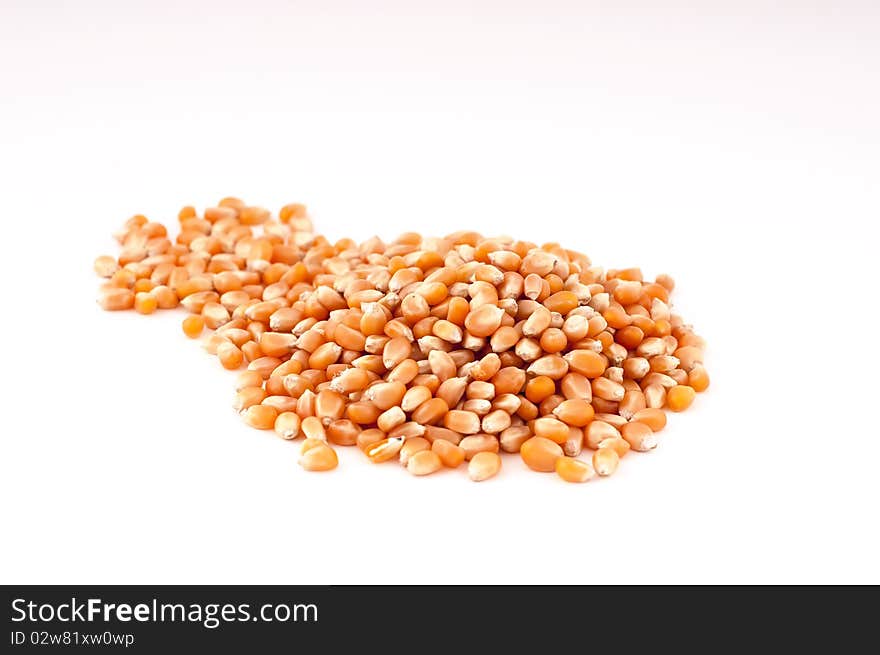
[1,0,878,584]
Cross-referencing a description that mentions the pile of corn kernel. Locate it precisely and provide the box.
[95,198,708,482]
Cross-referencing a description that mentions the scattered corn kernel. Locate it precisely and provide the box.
[468,451,502,481]
[182,315,205,338]
[555,456,595,483]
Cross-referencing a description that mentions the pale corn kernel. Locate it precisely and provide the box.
[591,377,624,402]
[598,436,631,459]
[202,302,230,328]
[488,250,522,271]
[674,345,704,371]
[491,393,521,414]
[526,354,569,379]
[489,325,520,352]
[468,281,498,309]
[637,337,666,357]
[562,425,584,457]
[604,345,628,367]
[520,250,556,277]
[432,319,463,343]
[406,450,442,476]
[523,273,543,300]
[401,385,432,412]
[618,389,647,420]
[242,404,278,430]
[522,306,551,337]
[644,384,667,409]
[592,447,620,476]
[499,426,532,453]
[94,255,120,277]
[329,367,372,394]
[443,409,481,435]
[428,349,457,381]
[364,381,407,410]
[667,368,689,386]
[462,398,491,415]
[561,314,589,342]
[386,358,420,385]
[98,287,135,311]
[301,416,326,441]
[181,290,219,314]
[377,406,407,432]
[152,285,179,309]
[248,356,283,379]
[274,412,301,440]
[315,389,346,423]
[620,421,657,452]
[435,376,468,407]
[299,442,338,471]
[235,370,263,392]
[639,371,687,390]
[623,357,650,379]
[464,304,505,338]
[382,336,412,368]
[466,380,496,400]
[650,355,680,373]
[514,337,541,362]
[217,342,244,370]
[533,417,570,444]
[481,409,512,434]
[300,438,327,457]
[555,456,595,483]
[655,273,675,292]
[585,420,621,449]
[468,451,502,481]
[233,386,267,412]
[351,354,386,374]
[459,434,500,460]
[399,437,431,465]
[560,372,592,402]
[296,389,316,418]
[237,339,262,364]
[613,280,642,305]
[263,395,297,413]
